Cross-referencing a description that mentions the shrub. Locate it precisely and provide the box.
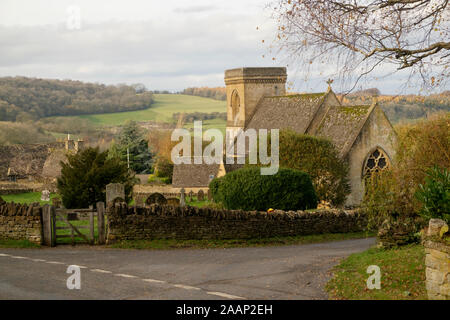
[415,166,450,224]
[154,157,174,180]
[209,167,318,211]
[57,147,135,208]
[362,114,449,245]
[254,130,350,206]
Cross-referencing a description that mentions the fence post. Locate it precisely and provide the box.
[42,205,52,246]
[51,206,56,247]
[89,209,95,245]
[97,202,106,245]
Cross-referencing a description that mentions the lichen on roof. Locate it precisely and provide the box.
[340,105,371,117]
[272,92,326,99]
[315,104,373,156]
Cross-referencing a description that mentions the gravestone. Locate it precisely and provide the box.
[180,188,186,207]
[166,198,180,206]
[207,189,212,201]
[189,191,194,202]
[197,190,205,201]
[106,183,125,205]
[145,193,167,205]
[0,196,5,205]
[41,190,50,202]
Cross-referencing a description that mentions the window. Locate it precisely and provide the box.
[363,148,390,178]
[231,90,240,125]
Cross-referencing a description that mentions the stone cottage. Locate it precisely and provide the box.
[173,67,397,206]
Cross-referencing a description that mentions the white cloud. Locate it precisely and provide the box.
[0,0,437,94]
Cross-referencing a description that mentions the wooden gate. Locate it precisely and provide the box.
[42,202,106,246]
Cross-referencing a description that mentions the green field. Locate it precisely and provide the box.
[66,94,227,127]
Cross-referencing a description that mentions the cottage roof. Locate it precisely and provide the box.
[172,161,220,188]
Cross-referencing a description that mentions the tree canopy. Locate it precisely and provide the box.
[57,147,135,208]
[271,0,449,91]
[0,77,153,121]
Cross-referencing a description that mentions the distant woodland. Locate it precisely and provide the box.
[0,77,153,121]
[181,87,226,101]
[341,89,450,123]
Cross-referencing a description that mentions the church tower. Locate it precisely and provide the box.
[224,67,287,146]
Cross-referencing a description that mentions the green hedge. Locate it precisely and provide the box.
[209,167,318,211]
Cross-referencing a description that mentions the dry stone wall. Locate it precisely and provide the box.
[0,203,43,244]
[107,204,367,242]
[424,219,449,300]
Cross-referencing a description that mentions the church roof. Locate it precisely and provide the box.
[172,162,220,188]
[314,104,375,157]
[246,92,327,133]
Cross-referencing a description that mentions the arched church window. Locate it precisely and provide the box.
[363,148,390,178]
[231,90,240,125]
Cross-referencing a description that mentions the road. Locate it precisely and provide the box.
[0,238,375,300]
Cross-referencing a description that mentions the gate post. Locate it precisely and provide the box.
[97,202,106,245]
[42,205,55,247]
[51,206,56,247]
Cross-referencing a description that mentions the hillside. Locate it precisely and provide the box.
[68,94,227,126]
[341,90,450,123]
[0,76,153,121]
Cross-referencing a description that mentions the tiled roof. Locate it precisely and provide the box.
[246,93,327,134]
[172,161,220,188]
[315,104,375,157]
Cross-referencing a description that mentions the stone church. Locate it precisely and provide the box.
[173,67,397,206]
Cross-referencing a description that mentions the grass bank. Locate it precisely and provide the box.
[0,239,41,248]
[326,244,426,300]
[108,231,373,250]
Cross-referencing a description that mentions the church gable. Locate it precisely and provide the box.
[245,92,327,133]
[314,103,375,157]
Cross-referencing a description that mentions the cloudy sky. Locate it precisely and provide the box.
[0,0,432,93]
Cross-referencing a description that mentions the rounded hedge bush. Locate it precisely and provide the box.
[209,167,318,211]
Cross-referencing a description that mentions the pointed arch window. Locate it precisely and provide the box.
[363,148,390,178]
[230,90,240,125]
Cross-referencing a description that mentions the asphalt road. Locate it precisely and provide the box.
[0,238,375,300]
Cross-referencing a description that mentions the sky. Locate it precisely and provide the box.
[0,0,441,94]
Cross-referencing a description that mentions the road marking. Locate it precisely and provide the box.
[115,274,138,279]
[206,292,245,300]
[173,284,201,291]
[1,253,248,300]
[143,279,166,284]
[91,269,112,274]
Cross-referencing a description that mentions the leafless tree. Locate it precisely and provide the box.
[271,0,449,92]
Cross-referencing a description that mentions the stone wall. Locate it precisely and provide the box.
[0,203,43,244]
[424,219,449,300]
[107,203,367,242]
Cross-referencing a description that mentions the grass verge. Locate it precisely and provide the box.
[326,244,426,300]
[1,192,59,205]
[0,239,41,248]
[108,231,373,250]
